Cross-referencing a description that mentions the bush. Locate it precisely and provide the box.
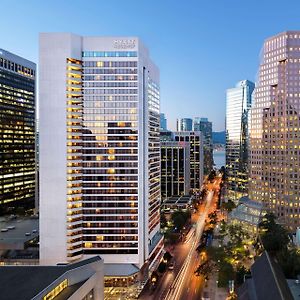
[158,261,167,273]
[163,251,172,262]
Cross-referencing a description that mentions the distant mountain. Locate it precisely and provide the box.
[212,131,226,144]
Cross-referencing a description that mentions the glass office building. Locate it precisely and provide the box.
[0,49,36,212]
[160,141,190,200]
[160,113,167,131]
[226,80,254,203]
[250,32,300,231]
[173,131,204,191]
[176,118,193,131]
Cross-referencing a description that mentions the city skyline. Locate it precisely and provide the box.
[2,2,300,299]
[2,0,300,131]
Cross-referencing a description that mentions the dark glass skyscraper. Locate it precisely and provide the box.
[226,80,254,202]
[160,141,190,200]
[174,131,204,191]
[0,49,36,212]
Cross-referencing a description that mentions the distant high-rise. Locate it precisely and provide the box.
[39,33,163,274]
[176,118,193,131]
[194,117,213,174]
[0,49,36,213]
[250,31,300,230]
[160,113,167,131]
[226,80,254,202]
[173,131,204,191]
[160,140,190,200]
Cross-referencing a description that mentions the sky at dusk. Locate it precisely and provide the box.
[2,0,300,131]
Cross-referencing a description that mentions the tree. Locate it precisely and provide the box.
[236,265,250,285]
[258,213,300,278]
[208,211,218,226]
[158,261,167,273]
[171,210,191,231]
[221,200,236,212]
[194,260,215,279]
[277,247,300,279]
[220,166,226,180]
[200,189,207,199]
[171,212,185,231]
[160,213,167,228]
[218,261,234,287]
[163,251,172,262]
[208,170,216,182]
[259,213,289,253]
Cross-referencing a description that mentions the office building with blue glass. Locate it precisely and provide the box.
[226,80,255,202]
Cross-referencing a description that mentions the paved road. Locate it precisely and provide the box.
[140,177,222,300]
[164,190,215,300]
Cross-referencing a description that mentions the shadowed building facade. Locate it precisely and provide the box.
[0,49,36,213]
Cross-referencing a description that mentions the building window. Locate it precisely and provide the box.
[43,279,68,300]
[82,51,137,57]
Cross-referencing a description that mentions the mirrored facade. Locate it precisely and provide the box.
[226,80,254,202]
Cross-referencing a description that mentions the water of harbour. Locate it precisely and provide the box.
[213,150,225,169]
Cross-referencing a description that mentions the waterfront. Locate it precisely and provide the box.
[213,150,225,169]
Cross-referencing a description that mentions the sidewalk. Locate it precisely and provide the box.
[202,271,228,300]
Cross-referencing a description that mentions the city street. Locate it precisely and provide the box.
[140,177,222,300]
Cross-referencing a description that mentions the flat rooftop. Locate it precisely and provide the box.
[0,217,39,248]
[163,195,192,206]
[0,256,101,300]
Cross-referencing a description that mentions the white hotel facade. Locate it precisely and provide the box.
[39,33,163,272]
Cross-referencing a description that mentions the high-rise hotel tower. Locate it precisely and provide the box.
[39,34,163,269]
[0,49,36,212]
[249,31,300,230]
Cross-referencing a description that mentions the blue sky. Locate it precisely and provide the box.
[1,0,300,131]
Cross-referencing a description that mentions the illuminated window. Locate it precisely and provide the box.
[43,279,68,300]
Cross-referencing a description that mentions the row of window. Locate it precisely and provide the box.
[83,61,137,67]
[82,51,137,57]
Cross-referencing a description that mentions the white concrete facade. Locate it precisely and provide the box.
[39,33,161,268]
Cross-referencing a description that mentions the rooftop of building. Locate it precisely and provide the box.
[264,31,300,42]
[229,197,264,226]
[287,279,300,300]
[0,217,39,249]
[0,256,102,300]
[104,263,140,277]
[237,251,294,300]
[162,195,193,207]
[0,48,36,69]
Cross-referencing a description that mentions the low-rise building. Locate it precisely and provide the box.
[0,256,104,300]
[238,251,293,300]
[228,196,265,234]
[0,216,39,265]
[161,195,193,213]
